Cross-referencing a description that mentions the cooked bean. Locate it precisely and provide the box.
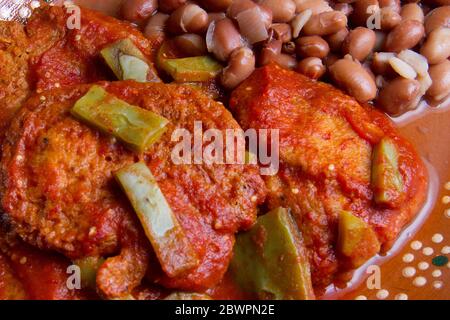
[362,61,376,81]
[384,19,424,53]
[159,0,186,13]
[427,59,450,101]
[228,0,273,28]
[296,57,326,79]
[417,72,433,98]
[283,41,297,54]
[377,77,421,115]
[380,7,402,30]
[221,47,256,89]
[173,34,207,56]
[263,39,283,55]
[167,4,209,34]
[208,18,243,61]
[144,13,170,39]
[258,6,274,29]
[375,74,387,88]
[303,11,348,36]
[400,3,424,23]
[207,13,226,26]
[294,0,333,15]
[351,0,379,27]
[333,3,354,16]
[199,0,233,12]
[424,6,450,35]
[324,53,340,68]
[420,27,450,65]
[373,30,386,51]
[260,0,296,23]
[296,36,330,58]
[378,0,400,13]
[329,58,377,102]
[236,6,271,44]
[260,39,282,65]
[326,28,349,52]
[228,0,257,19]
[342,27,376,61]
[260,40,297,69]
[388,56,417,79]
[121,0,158,24]
[291,9,313,38]
[270,23,293,43]
[271,53,298,69]
[397,49,429,77]
[371,52,395,75]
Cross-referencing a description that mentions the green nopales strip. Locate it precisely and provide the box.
[161,56,222,82]
[101,38,150,82]
[115,162,199,277]
[71,85,169,153]
[371,137,404,207]
[230,207,315,300]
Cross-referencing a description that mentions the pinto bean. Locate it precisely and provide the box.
[324,53,340,68]
[296,36,330,58]
[427,59,450,101]
[207,13,226,25]
[302,11,348,36]
[420,27,450,65]
[424,6,450,35]
[333,3,354,16]
[294,0,333,15]
[199,0,233,12]
[270,53,298,69]
[373,30,387,51]
[260,40,297,69]
[371,52,396,75]
[159,0,186,13]
[228,0,257,19]
[329,57,377,102]
[291,9,313,38]
[342,27,376,61]
[400,3,424,23]
[144,13,170,39]
[121,0,158,24]
[296,57,326,79]
[270,23,293,43]
[362,60,376,82]
[262,39,283,56]
[326,28,349,52]
[208,18,243,61]
[259,0,297,23]
[173,34,207,56]
[378,0,400,13]
[377,77,421,115]
[351,0,379,26]
[228,0,273,28]
[384,19,424,53]
[380,7,402,30]
[167,4,209,34]
[221,47,256,89]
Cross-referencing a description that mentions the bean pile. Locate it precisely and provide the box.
[121,0,450,116]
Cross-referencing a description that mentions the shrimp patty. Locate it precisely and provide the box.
[0,81,266,297]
